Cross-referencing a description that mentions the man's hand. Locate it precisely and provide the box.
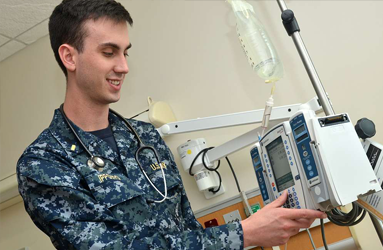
[241,191,327,247]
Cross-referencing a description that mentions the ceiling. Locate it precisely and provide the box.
[0,0,61,62]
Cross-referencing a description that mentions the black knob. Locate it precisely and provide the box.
[281,9,295,23]
[281,9,300,36]
[355,118,376,139]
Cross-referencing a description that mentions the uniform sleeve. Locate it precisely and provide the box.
[167,186,244,250]
[17,155,161,250]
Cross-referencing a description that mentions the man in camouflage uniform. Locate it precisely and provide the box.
[17,0,326,249]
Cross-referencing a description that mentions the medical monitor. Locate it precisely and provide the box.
[266,136,294,192]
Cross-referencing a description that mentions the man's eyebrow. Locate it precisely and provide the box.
[99,43,132,51]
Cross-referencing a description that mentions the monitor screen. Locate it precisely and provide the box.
[294,124,306,137]
[266,136,294,192]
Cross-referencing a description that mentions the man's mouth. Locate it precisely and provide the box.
[108,79,121,86]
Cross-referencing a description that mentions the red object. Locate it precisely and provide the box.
[204,219,219,228]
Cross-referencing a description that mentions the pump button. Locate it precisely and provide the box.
[315,186,321,195]
[309,171,314,177]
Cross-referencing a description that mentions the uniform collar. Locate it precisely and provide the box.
[108,110,139,163]
[49,108,131,163]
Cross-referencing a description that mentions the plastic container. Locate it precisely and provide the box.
[229,0,284,83]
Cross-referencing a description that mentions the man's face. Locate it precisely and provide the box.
[74,18,130,105]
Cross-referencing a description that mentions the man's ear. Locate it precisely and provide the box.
[58,44,77,73]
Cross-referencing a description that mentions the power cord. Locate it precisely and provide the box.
[188,147,242,194]
[306,228,316,250]
[319,202,366,250]
[320,219,328,250]
[188,147,222,194]
[225,156,241,193]
[326,202,366,226]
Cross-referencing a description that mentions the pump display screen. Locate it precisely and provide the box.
[294,124,308,143]
[266,137,294,192]
[295,124,305,135]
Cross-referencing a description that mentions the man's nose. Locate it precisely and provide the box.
[114,54,129,74]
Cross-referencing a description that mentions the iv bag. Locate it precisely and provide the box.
[229,0,284,83]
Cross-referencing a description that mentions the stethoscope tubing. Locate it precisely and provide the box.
[59,104,168,203]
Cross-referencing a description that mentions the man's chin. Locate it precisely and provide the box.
[107,95,121,104]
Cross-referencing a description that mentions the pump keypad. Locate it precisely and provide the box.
[282,189,301,209]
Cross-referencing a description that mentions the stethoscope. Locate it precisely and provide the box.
[59,104,168,203]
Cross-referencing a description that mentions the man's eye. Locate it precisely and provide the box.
[103,52,113,57]
[124,53,129,57]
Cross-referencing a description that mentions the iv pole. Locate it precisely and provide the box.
[276,0,334,116]
[275,0,383,245]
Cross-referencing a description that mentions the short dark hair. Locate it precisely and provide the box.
[49,0,133,77]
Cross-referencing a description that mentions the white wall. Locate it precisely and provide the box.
[1,1,383,249]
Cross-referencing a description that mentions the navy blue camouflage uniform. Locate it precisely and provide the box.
[17,109,244,249]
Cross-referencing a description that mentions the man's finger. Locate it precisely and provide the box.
[268,190,288,208]
[284,208,327,220]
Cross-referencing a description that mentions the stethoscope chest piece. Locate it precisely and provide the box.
[87,156,105,172]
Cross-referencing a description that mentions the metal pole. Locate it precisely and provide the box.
[276,0,335,116]
[275,0,383,246]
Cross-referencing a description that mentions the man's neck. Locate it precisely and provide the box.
[63,97,110,132]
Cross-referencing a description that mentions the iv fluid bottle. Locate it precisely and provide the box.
[229,0,284,83]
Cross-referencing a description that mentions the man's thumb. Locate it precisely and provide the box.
[269,190,288,208]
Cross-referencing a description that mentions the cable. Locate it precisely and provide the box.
[306,228,316,250]
[201,148,222,194]
[188,147,214,176]
[326,202,366,226]
[188,147,242,194]
[129,109,149,119]
[319,202,366,250]
[320,219,328,250]
[188,147,222,194]
[225,156,241,193]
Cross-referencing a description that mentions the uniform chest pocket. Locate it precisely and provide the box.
[82,163,145,208]
[144,162,183,203]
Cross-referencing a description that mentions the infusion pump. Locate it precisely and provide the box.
[251,109,381,211]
